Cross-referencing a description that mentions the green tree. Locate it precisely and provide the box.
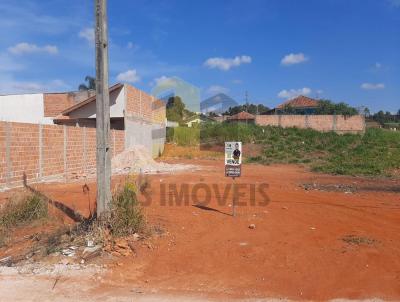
[224,103,270,115]
[315,100,358,115]
[166,96,186,123]
[79,76,96,91]
[281,104,297,114]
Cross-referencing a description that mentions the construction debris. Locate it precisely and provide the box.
[0,256,12,267]
[111,146,197,174]
[82,245,102,261]
[301,183,356,193]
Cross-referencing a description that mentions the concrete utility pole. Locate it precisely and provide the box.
[95,0,111,217]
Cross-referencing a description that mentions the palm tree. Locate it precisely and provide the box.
[78,76,96,91]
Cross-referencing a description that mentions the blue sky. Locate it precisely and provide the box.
[0,0,399,112]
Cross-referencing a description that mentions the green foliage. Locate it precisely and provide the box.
[372,110,399,126]
[166,96,185,123]
[315,100,358,115]
[200,122,263,144]
[110,181,145,237]
[167,127,200,146]
[314,128,400,175]
[199,123,400,177]
[166,96,196,125]
[224,103,270,115]
[281,104,297,114]
[0,192,48,229]
[79,75,95,91]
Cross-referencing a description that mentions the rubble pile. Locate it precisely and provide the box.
[111,145,197,174]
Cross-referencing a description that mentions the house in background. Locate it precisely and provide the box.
[0,90,94,124]
[54,83,166,158]
[54,83,125,129]
[226,111,255,123]
[200,93,238,115]
[266,95,320,115]
[184,114,215,127]
[0,83,166,157]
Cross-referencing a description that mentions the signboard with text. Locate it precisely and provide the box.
[225,142,242,177]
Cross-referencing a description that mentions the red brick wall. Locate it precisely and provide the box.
[8,123,40,185]
[152,99,166,124]
[125,85,143,117]
[307,115,334,132]
[0,123,6,186]
[335,115,366,133]
[125,84,165,123]
[0,121,125,188]
[42,124,64,178]
[255,115,365,133]
[43,93,75,117]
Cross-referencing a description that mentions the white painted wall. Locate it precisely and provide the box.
[0,93,53,124]
[68,86,125,119]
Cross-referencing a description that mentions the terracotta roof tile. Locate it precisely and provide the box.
[277,95,319,109]
[227,111,255,120]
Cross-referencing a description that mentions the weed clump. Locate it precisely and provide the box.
[0,192,48,229]
[108,180,145,237]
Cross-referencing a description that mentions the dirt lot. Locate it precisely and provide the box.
[0,159,399,301]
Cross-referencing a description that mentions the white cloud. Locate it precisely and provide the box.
[79,27,95,44]
[8,42,58,55]
[0,78,70,94]
[127,42,135,49]
[232,79,242,84]
[116,69,140,83]
[152,75,179,87]
[374,62,382,69]
[361,83,385,90]
[277,87,312,99]
[204,55,252,71]
[281,53,308,66]
[11,82,43,92]
[206,85,230,95]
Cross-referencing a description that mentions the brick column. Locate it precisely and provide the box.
[305,115,310,128]
[332,115,337,132]
[83,127,87,174]
[38,124,43,180]
[63,125,67,181]
[5,122,11,187]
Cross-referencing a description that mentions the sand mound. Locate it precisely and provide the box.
[112,145,196,174]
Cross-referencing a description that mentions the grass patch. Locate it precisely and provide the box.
[342,235,378,246]
[199,123,400,177]
[0,192,48,229]
[167,127,200,146]
[0,191,48,247]
[108,180,145,237]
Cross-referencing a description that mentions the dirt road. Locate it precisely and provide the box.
[0,160,399,301]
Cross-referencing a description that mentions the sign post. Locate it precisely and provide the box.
[225,142,242,216]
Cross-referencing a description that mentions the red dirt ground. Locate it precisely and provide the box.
[1,160,400,301]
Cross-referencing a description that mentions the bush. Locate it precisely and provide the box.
[169,122,399,176]
[0,192,48,229]
[167,127,200,146]
[200,122,263,144]
[109,181,145,237]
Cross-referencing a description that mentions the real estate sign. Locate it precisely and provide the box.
[225,142,242,177]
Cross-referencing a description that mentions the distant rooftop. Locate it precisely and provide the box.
[277,95,319,109]
[227,111,255,120]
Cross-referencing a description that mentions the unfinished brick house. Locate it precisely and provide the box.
[0,90,95,124]
[54,83,166,158]
[0,83,166,189]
